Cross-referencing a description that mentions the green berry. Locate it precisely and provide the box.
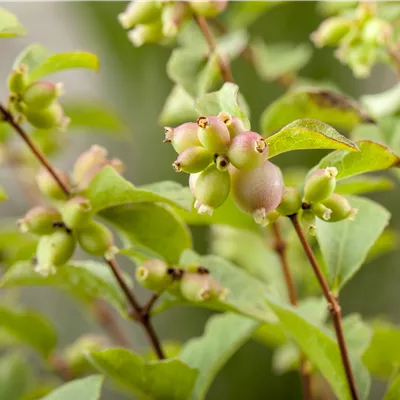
[36,168,70,200]
[172,146,212,173]
[7,65,28,94]
[24,102,66,130]
[301,209,317,236]
[197,116,230,154]
[276,187,302,216]
[61,196,92,229]
[311,16,352,47]
[161,2,190,37]
[164,122,201,154]
[362,18,392,45]
[128,21,163,47]
[303,167,337,204]
[22,81,63,110]
[193,164,230,216]
[228,131,268,170]
[189,1,228,17]
[180,272,211,302]
[322,193,358,222]
[18,206,61,235]
[135,259,172,292]
[311,202,332,221]
[218,112,246,139]
[118,0,162,29]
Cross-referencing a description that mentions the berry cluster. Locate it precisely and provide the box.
[118,1,227,47]
[18,145,125,276]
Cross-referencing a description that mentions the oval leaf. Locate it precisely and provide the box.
[316,196,390,291]
[314,140,400,180]
[266,119,359,158]
[335,176,394,195]
[0,8,26,38]
[0,353,31,400]
[87,348,197,400]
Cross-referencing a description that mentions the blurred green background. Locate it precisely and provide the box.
[1,2,399,399]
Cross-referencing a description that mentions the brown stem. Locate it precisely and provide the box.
[141,292,160,317]
[289,214,359,400]
[193,14,234,83]
[1,102,165,360]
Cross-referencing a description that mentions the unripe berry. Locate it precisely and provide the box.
[72,145,108,185]
[311,17,352,47]
[36,230,76,276]
[180,272,211,302]
[218,112,246,139]
[231,161,283,225]
[164,122,201,154]
[276,187,302,216]
[118,1,162,29]
[303,167,337,204]
[301,209,317,236]
[36,168,70,200]
[189,172,200,197]
[215,154,229,171]
[61,196,92,229]
[172,146,212,173]
[197,116,230,154]
[362,18,392,45]
[7,65,28,94]
[259,210,281,226]
[22,81,63,110]
[228,131,268,170]
[311,202,332,221]
[77,220,117,259]
[135,259,172,292]
[193,164,230,216]
[18,206,61,235]
[24,102,66,130]
[162,2,190,37]
[128,22,163,47]
[189,1,228,17]
[322,193,358,222]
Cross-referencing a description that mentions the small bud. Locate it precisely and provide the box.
[303,167,337,204]
[197,116,230,154]
[311,17,352,47]
[228,131,268,170]
[77,220,117,257]
[24,102,66,130]
[276,187,302,216]
[128,22,163,47]
[362,18,392,45]
[7,65,28,94]
[231,161,283,224]
[118,1,162,29]
[135,259,172,292]
[172,146,212,173]
[189,0,228,17]
[22,81,63,110]
[180,273,212,302]
[36,230,76,276]
[164,122,201,154]
[322,193,358,222]
[18,206,61,235]
[218,112,246,139]
[36,168,70,200]
[311,202,332,221]
[193,164,230,216]
[162,2,190,37]
[215,154,229,171]
[61,196,92,229]
[72,145,108,185]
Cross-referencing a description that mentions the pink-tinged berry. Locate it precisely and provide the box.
[18,206,61,235]
[7,65,28,94]
[231,161,283,225]
[228,131,268,170]
[172,146,212,173]
[218,112,246,139]
[22,81,63,110]
[180,272,211,302]
[322,193,358,222]
[311,202,332,221]
[61,196,92,229]
[164,122,201,154]
[135,259,172,292]
[189,1,228,17]
[72,145,108,185]
[276,187,302,216]
[36,168,70,200]
[193,164,230,216]
[118,1,162,29]
[303,167,337,204]
[197,116,230,154]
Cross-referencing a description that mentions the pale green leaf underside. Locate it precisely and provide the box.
[180,313,258,400]
[314,140,400,180]
[341,314,373,357]
[267,298,370,400]
[0,307,57,357]
[40,375,104,400]
[336,176,394,195]
[87,349,198,400]
[361,83,400,119]
[316,196,390,291]
[0,353,31,400]
[0,8,26,38]
[267,118,359,158]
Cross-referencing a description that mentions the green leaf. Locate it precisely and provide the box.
[316,196,390,291]
[0,307,57,357]
[1,260,130,316]
[0,353,31,400]
[0,185,7,201]
[384,374,400,400]
[87,348,197,400]
[314,140,400,180]
[85,167,192,213]
[0,8,26,38]
[40,375,104,400]
[13,44,52,70]
[342,314,373,357]
[180,313,258,400]
[62,101,126,135]
[266,119,359,158]
[251,40,312,81]
[196,82,251,130]
[366,229,398,263]
[336,176,394,195]
[100,203,192,265]
[159,85,198,127]
[267,297,371,400]
[361,83,400,119]
[363,321,400,379]
[260,89,372,135]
